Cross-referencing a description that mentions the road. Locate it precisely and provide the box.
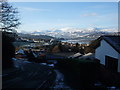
[2,62,55,89]
[51,70,72,89]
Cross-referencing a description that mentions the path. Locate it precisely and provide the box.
[51,69,72,89]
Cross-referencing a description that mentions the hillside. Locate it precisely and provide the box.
[18,33,55,40]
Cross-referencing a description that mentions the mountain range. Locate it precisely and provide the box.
[17,33,55,40]
[26,27,117,39]
[18,27,118,43]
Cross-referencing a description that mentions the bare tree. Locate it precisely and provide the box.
[1,0,20,69]
[0,0,20,32]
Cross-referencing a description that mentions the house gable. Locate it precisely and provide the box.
[95,39,120,72]
[92,36,120,54]
[95,39,119,65]
[103,36,120,54]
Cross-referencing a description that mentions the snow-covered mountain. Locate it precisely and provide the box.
[38,27,117,39]
[20,27,117,39]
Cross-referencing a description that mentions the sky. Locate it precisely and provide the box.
[10,2,118,32]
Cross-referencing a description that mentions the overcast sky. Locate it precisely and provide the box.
[10,2,118,32]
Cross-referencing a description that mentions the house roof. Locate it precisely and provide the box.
[97,35,120,54]
[16,49,25,54]
[68,52,82,58]
[79,53,95,60]
[102,35,120,54]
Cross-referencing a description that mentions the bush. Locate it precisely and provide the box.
[55,58,120,89]
[55,58,100,89]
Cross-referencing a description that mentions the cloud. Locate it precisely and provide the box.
[81,13,97,17]
[18,7,51,12]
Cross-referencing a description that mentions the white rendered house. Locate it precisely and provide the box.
[95,36,120,72]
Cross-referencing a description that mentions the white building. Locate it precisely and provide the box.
[95,36,120,72]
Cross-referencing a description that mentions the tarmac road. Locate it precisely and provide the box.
[51,70,72,89]
[2,62,55,89]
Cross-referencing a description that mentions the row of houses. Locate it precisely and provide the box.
[14,35,120,73]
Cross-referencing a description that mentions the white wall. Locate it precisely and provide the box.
[95,40,120,72]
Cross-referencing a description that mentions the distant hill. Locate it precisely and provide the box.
[18,33,55,40]
[31,27,117,39]
[17,28,118,44]
[74,32,110,40]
